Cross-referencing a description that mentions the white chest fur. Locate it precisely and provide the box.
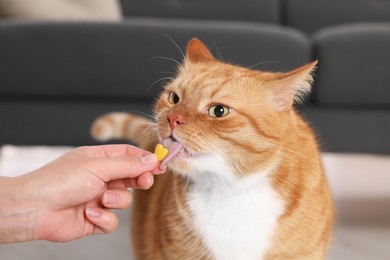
[187,167,284,260]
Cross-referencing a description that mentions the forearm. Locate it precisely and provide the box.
[0,176,36,243]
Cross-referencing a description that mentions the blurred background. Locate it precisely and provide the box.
[0,0,389,259]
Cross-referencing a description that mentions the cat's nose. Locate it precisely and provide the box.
[168,113,184,130]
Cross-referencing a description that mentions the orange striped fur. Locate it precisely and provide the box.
[91,38,333,260]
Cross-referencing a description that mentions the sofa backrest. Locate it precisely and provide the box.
[119,0,281,24]
[120,0,390,35]
[313,23,390,106]
[0,20,310,146]
[286,0,390,34]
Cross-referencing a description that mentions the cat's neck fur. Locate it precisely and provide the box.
[176,155,284,260]
[184,164,284,260]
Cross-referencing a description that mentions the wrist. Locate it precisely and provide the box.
[0,176,38,243]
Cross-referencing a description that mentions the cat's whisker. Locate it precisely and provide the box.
[213,41,224,63]
[184,174,192,191]
[277,143,311,159]
[248,60,280,70]
[129,110,156,120]
[151,131,160,144]
[160,71,179,77]
[147,76,174,94]
[165,34,185,60]
[151,56,182,67]
[264,141,310,164]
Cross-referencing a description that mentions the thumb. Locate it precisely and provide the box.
[92,153,158,182]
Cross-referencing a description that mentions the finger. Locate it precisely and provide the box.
[134,172,154,190]
[108,172,154,190]
[92,153,158,182]
[85,208,119,235]
[152,163,166,175]
[101,189,133,209]
[94,144,151,158]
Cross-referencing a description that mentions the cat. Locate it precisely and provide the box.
[91,38,333,260]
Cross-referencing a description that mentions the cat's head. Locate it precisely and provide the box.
[155,38,316,181]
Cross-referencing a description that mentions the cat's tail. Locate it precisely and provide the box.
[90,112,158,151]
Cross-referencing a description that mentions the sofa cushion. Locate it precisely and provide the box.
[286,0,390,34]
[313,23,390,106]
[119,0,281,24]
[0,0,122,21]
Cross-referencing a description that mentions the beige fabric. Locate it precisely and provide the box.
[0,0,122,21]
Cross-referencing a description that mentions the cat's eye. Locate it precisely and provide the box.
[168,92,180,104]
[208,105,230,118]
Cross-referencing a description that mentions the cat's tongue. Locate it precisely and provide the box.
[160,138,183,170]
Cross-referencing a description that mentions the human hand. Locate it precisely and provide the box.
[0,145,162,243]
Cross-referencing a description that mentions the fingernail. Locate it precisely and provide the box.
[103,193,119,204]
[86,208,101,218]
[140,154,157,164]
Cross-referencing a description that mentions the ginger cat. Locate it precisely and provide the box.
[91,38,333,260]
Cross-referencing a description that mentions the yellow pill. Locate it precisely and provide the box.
[154,144,168,161]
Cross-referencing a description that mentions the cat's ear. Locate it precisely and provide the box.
[186,38,216,63]
[271,61,317,111]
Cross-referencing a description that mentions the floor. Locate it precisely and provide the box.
[0,146,389,260]
[1,210,390,260]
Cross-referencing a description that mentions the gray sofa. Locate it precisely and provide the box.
[1,0,389,154]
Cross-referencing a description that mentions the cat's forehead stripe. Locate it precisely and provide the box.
[236,110,280,141]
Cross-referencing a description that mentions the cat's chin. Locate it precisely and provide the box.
[160,136,192,170]
[168,152,234,182]
[163,152,206,177]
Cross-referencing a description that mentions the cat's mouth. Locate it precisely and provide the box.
[160,136,190,170]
